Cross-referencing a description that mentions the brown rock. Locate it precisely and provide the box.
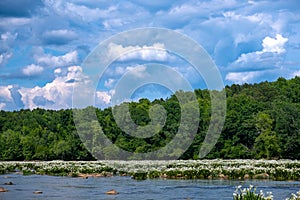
[244,174,250,179]
[0,187,8,192]
[254,173,269,179]
[105,189,119,195]
[219,174,229,179]
[78,173,88,179]
[105,172,113,177]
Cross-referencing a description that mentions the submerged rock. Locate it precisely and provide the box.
[105,189,119,195]
[33,191,43,194]
[0,187,8,192]
[4,182,13,185]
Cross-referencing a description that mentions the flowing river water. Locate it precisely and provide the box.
[0,174,299,200]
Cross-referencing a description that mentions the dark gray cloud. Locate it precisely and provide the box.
[65,78,76,83]
[9,86,24,110]
[0,0,43,17]
[42,29,78,45]
[33,96,54,107]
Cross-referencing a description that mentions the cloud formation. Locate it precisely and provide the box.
[226,34,289,83]
[22,64,44,76]
[18,66,84,109]
[0,0,299,110]
[293,70,300,77]
[107,43,170,62]
[34,49,78,68]
[226,71,262,84]
[42,29,78,45]
[0,85,13,102]
[262,34,289,54]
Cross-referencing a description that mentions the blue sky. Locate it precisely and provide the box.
[0,0,299,110]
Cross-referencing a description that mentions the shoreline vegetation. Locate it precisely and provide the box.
[1,160,300,199]
[0,77,300,161]
[1,159,300,181]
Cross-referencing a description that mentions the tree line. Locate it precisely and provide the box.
[0,76,299,160]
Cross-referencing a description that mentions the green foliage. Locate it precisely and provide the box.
[0,109,93,161]
[254,112,281,159]
[131,172,148,180]
[0,77,299,160]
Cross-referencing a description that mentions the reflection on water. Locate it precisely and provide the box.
[0,174,299,200]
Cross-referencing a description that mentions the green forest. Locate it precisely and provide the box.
[0,76,299,161]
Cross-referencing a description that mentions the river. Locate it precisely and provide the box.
[0,174,299,200]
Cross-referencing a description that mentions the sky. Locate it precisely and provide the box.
[0,0,299,111]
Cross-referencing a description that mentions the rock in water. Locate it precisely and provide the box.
[0,187,8,192]
[105,189,119,195]
[4,182,13,185]
[33,191,43,194]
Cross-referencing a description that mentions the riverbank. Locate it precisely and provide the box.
[1,159,300,181]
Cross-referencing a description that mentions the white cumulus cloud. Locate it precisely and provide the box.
[227,34,288,78]
[104,78,115,88]
[19,66,84,109]
[22,64,44,76]
[44,0,117,22]
[107,43,170,62]
[125,65,148,78]
[0,103,6,110]
[103,19,127,30]
[43,29,77,38]
[293,70,300,77]
[96,91,112,105]
[0,85,13,101]
[0,17,31,27]
[0,52,12,65]
[54,68,62,74]
[262,34,288,54]
[1,32,18,42]
[34,49,78,68]
[226,71,262,84]
[103,64,148,89]
[18,65,113,109]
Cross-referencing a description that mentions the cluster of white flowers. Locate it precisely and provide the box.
[1,159,300,180]
[286,190,300,200]
[233,185,273,200]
